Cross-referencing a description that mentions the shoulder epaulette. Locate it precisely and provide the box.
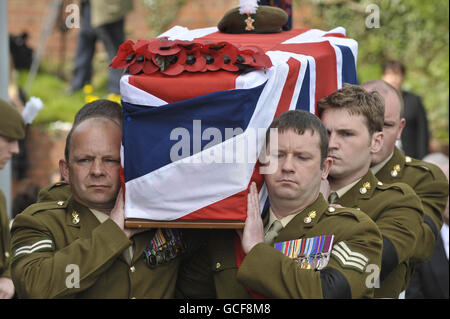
[47,181,69,191]
[404,156,431,172]
[325,205,361,221]
[375,180,412,195]
[21,200,69,216]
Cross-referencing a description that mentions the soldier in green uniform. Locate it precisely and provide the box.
[318,84,425,298]
[10,112,192,298]
[362,80,448,258]
[178,110,383,299]
[0,98,26,298]
[361,80,449,297]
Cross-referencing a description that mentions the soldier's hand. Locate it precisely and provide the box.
[0,277,15,299]
[237,182,264,254]
[109,187,146,239]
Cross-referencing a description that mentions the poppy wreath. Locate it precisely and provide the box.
[110,37,272,76]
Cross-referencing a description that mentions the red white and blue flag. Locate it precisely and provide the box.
[120,26,358,222]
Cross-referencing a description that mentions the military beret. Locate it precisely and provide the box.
[218,5,288,34]
[0,98,26,140]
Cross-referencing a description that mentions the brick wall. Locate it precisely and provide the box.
[8,0,312,61]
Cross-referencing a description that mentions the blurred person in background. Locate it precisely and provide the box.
[66,0,133,96]
[382,60,430,159]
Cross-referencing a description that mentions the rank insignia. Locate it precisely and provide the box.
[144,229,186,268]
[330,241,369,272]
[274,234,335,270]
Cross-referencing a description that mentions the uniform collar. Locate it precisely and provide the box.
[66,198,103,239]
[337,170,379,207]
[374,147,407,180]
[274,194,330,243]
[333,178,361,199]
[371,150,395,175]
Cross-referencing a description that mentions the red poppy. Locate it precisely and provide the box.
[155,49,187,76]
[148,37,181,56]
[211,42,239,72]
[200,44,225,72]
[183,47,206,72]
[110,40,136,69]
[127,40,158,75]
[237,46,272,69]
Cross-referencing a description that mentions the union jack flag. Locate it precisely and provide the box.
[120,26,358,223]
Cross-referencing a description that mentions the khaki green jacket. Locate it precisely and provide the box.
[334,170,423,298]
[10,197,186,299]
[0,190,12,278]
[178,195,382,299]
[37,181,70,203]
[374,147,449,262]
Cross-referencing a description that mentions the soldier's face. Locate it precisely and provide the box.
[264,129,331,205]
[0,135,19,169]
[60,119,122,212]
[371,90,405,165]
[321,108,383,184]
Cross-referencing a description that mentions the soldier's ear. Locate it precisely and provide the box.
[321,156,333,180]
[370,131,384,154]
[59,158,70,182]
[397,118,406,140]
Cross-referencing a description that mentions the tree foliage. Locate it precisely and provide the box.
[305,0,449,142]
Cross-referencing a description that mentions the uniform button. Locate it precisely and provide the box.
[130,266,136,273]
[4,252,10,258]
[328,206,335,213]
[131,297,136,299]
[216,262,221,270]
[57,201,64,206]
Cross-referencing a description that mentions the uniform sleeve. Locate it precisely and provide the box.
[375,186,423,280]
[414,164,448,237]
[10,213,131,298]
[236,216,382,299]
[0,192,12,278]
[412,166,449,262]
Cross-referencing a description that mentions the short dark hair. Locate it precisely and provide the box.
[382,60,405,76]
[74,99,122,125]
[65,100,123,161]
[317,83,385,135]
[266,110,329,165]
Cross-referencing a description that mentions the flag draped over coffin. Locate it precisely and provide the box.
[120,26,358,222]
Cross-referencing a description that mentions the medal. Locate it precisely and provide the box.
[274,234,335,270]
[144,229,186,268]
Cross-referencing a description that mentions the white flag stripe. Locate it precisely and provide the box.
[338,241,369,262]
[15,244,53,257]
[333,245,367,267]
[331,250,365,271]
[120,75,168,107]
[125,62,290,220]
[15,239,53,253]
